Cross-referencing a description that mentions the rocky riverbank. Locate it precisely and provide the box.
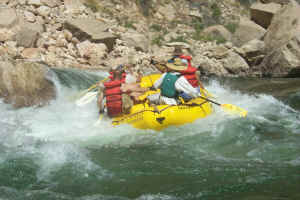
[1,0,300,107]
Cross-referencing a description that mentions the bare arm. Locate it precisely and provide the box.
[196,71,204,89]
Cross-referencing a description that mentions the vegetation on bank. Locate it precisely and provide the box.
[82,0,241,46]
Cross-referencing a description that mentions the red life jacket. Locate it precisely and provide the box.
[104,73,126,117]
[169,55,199,87]
[178,55,199,88]
[179,55,192,67]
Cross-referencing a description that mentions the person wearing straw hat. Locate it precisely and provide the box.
[168,47,206,101]
[147,58,200,105]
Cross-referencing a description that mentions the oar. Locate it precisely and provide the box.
[93,113,104,126]
[70,77,109,101]
[74,77,109,106]
[198,95,248,117]
[75,91,98,106]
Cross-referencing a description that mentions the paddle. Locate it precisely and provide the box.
[93,113,104,126]
[198,95,248,117]
[75,91,98,106]
[74,77,109,106]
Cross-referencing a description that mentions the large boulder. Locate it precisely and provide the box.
[222,50,250,76]
[260,0,300,77]
[64,0,85,14]
[233,17,266,47]
[264,0,300,52]
[0,61,56,108]
[64,19,118,51]
[260,35,300,77]
[0,8,19,29]
[16,26,39,47]
[76,40,107,65]
[121,30,150,52]
[156,4,176,21]
[202,25,232,42]
[235,39,266,66]
[250,2,282,29]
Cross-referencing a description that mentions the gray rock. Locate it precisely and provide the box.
[0,28,15,42]
[0,60,56,108]
[16,26,39,47]
[27,0,42,6]
[259,0,300,77]
[264,0,300,52]
[0,8,19,29]
[37,5,51,17]
[233,17,266,47]
[24,11,36,22]
[236,39,265,66]
[202,25,232,41]
[0,0,10,5]
[64,18,117,51]
[121,30,149,52]
[261,35,300,77]
[64,0,85,14]
[223,50,250,75]
[41,0,61,8]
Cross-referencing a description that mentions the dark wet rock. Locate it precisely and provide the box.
[0,60,56,108]
[236,39,266,67]
[250,2,281,29]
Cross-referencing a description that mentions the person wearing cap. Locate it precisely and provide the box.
[97,64,135,117]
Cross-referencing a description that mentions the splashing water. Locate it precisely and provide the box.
[0,69,300,200]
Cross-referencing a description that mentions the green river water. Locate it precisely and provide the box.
[0,69,299,200]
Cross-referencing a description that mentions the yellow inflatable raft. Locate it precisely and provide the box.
[112,74,213,130]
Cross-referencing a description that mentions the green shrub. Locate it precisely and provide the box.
[124,21,136,30]
[150,24,163,32]
[84,0,100,12]
[151,35,164,46]
[191,18,204,33]
[225,22,238,33]
[169,36,188,43]
[211,3,221,19]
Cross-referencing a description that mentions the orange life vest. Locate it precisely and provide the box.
[104,73,126,117]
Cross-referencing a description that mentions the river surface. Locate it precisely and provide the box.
[0,68,300,200]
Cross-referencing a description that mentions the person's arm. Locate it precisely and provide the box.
[196,71,204,89]
[97,83,105,113]
[153,73,166,89]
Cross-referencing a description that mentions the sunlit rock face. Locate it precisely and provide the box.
[0,60,56,108]
[261,0,300,77]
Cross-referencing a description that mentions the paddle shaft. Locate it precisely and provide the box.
[198,95,221,106]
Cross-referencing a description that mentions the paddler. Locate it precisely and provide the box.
[149,58,201,105]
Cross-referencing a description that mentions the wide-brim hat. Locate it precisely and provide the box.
[166,58,188,71]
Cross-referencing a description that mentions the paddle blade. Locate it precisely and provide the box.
[221,104,248,117]
[75,91,98,106]
[93,114,104,126]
